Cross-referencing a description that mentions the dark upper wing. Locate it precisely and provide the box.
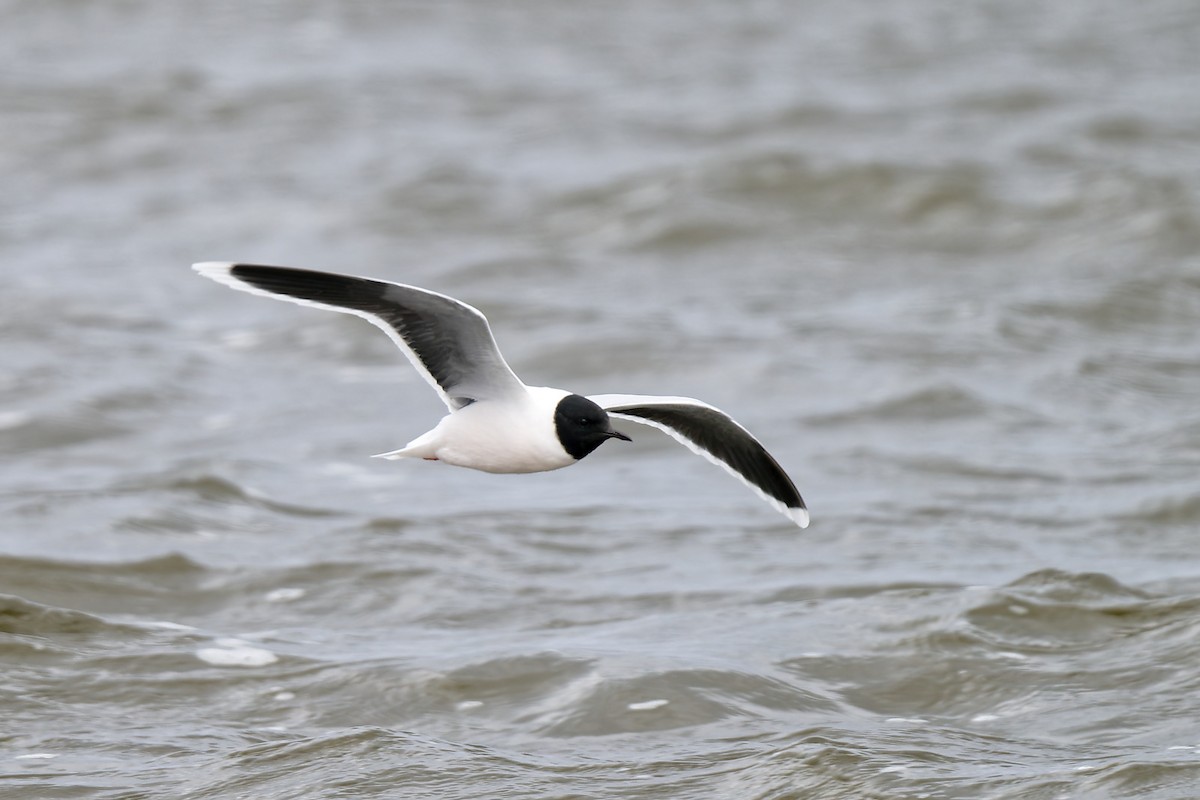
[590,393,808,528]
[195,263,526,410]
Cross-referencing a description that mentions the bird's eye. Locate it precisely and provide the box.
[578,417,593,425]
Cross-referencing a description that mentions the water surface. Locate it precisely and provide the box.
[4,2,1200,797]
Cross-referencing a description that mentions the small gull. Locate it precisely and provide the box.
[194,263,809,527]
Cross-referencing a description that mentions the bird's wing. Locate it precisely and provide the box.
[195,263,526,410]
[589,393,808,528]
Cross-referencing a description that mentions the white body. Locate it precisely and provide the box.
[377,385,577,473]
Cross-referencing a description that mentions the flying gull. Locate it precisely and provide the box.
[194,263,809,527]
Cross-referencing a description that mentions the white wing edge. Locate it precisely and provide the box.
[590,393,810,529]
[194,262,503,412]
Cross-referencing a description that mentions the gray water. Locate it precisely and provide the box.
[4,1,1200,797]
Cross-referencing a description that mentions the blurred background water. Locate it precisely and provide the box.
[3,1,1200,797]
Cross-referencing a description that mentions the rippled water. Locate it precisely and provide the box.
[4,1,1200,797]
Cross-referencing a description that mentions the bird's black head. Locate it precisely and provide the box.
[554,394,631,461]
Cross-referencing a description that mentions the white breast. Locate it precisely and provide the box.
[431,386,576,474]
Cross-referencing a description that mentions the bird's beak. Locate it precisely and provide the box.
[606,428,632,442]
